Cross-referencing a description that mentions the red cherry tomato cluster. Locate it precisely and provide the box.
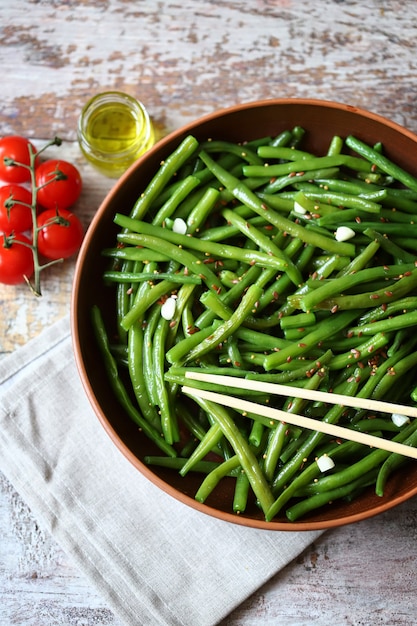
[0,135,84,288]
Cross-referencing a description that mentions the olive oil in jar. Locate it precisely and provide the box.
[77,92,155,177]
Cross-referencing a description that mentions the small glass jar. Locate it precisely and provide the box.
[77,91,155,178]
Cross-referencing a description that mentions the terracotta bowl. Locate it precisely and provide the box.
[71,99,417,530]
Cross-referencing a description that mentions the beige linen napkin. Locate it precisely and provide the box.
[0,315,323,626]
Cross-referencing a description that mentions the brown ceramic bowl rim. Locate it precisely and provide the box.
[71,98,417,531]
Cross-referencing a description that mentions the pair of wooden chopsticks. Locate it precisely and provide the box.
[182,372,417,460]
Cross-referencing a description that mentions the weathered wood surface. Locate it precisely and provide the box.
[1,1,417,624]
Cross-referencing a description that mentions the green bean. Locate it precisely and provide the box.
[221,207,302,285]
[153,316,180,444]
[313,268,417,311]
[130,135,199,220]
[91,305,176,457]
[194,455,242,502]
[166,321,220,366]
[335,241,380,279]
[165,283,197,346]
[262,168,340,194]
[264,310,359,370]
[285,468,379,522]
[327,332,390,370]
[201,139,265,165]
[327,135,344,156]
[116,261,131,344]
[103,270,202,285]
[119,275,180,331]
[336,221,417,237]
[269,129,293,147]
[128,318,161,431]
[186,152,239,186]
[188,395,275,515]
[243,154,373,178]
[280,312,317,330]
[314,208,373,227]
[353,342,417,412]
[180,283,262,364]
[298,189,384,214]
[256,239,308,311]
[356,170,393,185]
[353,418,401,434]
[236,325,291,350]
[348,309,417,336]
[152,175,201,225]
[233,470,251,513]
[293,263,417,312]
[257,145,315,161]
[179,423,224,476]
[290,126,306,146]
[142,303,162,406]
[377,209,417,224]
[289,190,337,217]
[117,216,291,275]
[102,247,172,263]
[263,423,288,482]
[371,349,417,400]
[358,297,417,326]
[199,289,236,321]
[315,176,374,195]
[249,420,265,448]
[200,214,270,243]
[393,237,417,252]
[119,230,223,288]
[186,186,220,233]
[375,425,417,497]
[386,328,410,357]
[225,335,244,370]
[255,192,295,213]
[380,192,417,214]
[363,228,416,264]
[346,135,417,193]
[144,456,225,474]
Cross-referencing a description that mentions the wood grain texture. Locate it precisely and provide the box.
[1,0,417,624]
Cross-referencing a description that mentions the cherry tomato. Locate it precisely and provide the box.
[36,159,82,210]
[0,136,38,184]
[37,208,84,259]
[0,184,33,234]
[0,233,34,285]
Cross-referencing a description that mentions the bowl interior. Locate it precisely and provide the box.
[71,99,417,530]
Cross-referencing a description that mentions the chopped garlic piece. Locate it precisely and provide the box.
[391,413,410,427]
[316,455,335,473]
[161,296,177,320]
[173,217,187,234]
[335,226,356,242]
[293,201,307,214]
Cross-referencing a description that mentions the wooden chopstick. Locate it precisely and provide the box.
[184,371,417,419]
[182,374,417,460]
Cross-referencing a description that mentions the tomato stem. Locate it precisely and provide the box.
[1,232,13,249]
[22,136,65,296]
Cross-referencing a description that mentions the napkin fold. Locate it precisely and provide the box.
[0,315,323,626]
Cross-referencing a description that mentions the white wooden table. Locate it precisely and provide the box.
[1,1,417,624]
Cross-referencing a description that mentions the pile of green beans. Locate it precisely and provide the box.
[92,127,417,523]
